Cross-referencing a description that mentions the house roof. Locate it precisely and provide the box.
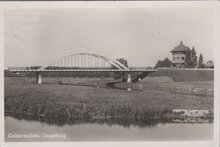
[171,41,190,52]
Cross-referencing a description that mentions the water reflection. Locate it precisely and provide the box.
[7,114,169,128]
[5,115,214,141]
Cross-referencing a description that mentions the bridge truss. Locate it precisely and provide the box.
[39,53,129,71]
[9,53,157,84]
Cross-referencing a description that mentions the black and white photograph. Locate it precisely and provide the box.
[0,1,219,146]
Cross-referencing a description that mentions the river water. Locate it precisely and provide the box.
[5,116,213,142]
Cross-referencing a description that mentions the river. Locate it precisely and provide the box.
[5,116,213,142]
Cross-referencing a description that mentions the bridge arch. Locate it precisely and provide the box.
[38,53,129,71]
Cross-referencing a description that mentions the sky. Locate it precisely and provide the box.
[4,7,214,68]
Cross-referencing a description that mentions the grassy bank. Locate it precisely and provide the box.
[114,79,213,97]
[150,69,214,82]
[7,113,174,128]
[5,77,213,120]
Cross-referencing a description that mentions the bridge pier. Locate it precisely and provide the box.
[127,73,131,83]
[36,72,42,84]
[122,72,125,82]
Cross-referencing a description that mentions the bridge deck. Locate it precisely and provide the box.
[9,67,213,73]
[9,69,157,72]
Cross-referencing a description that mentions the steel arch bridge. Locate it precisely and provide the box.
[39,53,129,71]
[9,53,157,84]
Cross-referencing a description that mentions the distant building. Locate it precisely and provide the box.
[170,41,190,67]
[205,60,214,68]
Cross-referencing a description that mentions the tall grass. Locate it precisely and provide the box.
[5,99,173,119]
[5,77,214,120]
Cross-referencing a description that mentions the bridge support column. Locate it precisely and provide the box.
[36,72,42,84]
[121,72,125,82]
[127,73,131,83]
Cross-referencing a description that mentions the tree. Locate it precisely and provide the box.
[191,47,197,68]
[155,60,163,68]
[163,58,172,67]
[185,49,192,67]
[27,66,41,70]
[185,47,197,68]
[116,58,128,67]
[113,58,128,80]
[155,58,172,68]
[198,54,205,68]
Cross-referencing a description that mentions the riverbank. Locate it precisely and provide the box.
[5,77,214,121]
[5,109,213,125]
[5,109,213,129]
[114,81,214,96]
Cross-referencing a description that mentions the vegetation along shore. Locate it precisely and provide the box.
[5,69,214,122]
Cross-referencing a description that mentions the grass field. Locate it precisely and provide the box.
[149,69,214,82]
[140,81,214,90]
[5,75,213,120]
